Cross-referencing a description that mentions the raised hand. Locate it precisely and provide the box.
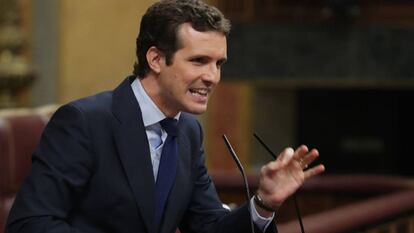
[255,145,325,215]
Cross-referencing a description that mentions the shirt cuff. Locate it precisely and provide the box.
[250,197,275,232]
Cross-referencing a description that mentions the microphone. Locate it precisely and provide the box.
[222,134,256,233]
[253,133,305,233]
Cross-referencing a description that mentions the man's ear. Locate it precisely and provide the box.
[146,46,164,74]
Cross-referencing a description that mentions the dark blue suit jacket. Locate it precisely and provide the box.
[6,77,276,233]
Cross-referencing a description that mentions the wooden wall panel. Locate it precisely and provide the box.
[59,0,153,102]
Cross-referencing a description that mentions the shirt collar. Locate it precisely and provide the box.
[131,77,180,127]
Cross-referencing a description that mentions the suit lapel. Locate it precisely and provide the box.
[112,76,156,233]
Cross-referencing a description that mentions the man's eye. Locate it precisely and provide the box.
[191,57,207,64]
[217,59,227,68]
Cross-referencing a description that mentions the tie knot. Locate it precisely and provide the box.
[160,118,178,136]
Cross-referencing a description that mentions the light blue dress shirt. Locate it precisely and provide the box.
[131,78,180,180]
[130,77,273,231]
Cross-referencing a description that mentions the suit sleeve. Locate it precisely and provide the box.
[179,120,277,233]
[6,104,95,233]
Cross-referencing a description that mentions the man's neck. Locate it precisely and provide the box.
[140,75,179,118]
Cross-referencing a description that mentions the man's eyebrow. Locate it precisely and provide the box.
[190,55,205,58]
[187,55,227,64]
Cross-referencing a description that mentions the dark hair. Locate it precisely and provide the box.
[133,0,231,77]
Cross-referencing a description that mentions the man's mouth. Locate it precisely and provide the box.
[189,88,209,97]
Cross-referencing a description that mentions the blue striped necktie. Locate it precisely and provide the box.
[155,118,178,228]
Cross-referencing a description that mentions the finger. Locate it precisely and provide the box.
[300,149,319,169]
[293,145,309,160]
[263,161,278,174]
[304,164,325,179]
[275,147,293,162]
[279,147,295,166]
[264,147,295,175]
[293,145,311,169]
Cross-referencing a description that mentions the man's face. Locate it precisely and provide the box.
[155,23,227,116]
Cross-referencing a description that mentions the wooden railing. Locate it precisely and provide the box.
[212,173,414,233]
[278,190,414,233]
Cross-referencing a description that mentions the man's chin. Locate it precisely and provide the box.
[184,104,208,115]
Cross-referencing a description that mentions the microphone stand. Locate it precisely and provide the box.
[253,133,305,233]
[222,135,256,233]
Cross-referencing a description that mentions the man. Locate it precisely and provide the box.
[6,0,324,233]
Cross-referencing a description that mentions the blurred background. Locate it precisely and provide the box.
[1,0,414,232]
[205,0,414,176]
[2,0,413,175]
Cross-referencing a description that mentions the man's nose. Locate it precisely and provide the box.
[202,64,220,85]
